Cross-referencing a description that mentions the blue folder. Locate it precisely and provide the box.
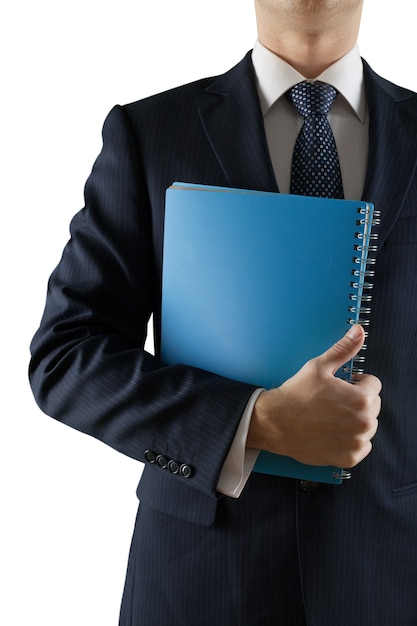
[161,183,376,484]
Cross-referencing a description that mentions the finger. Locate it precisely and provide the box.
[352,372,383,395]
[316,324,365,375]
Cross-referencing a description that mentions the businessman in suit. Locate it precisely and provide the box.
[30,0,417,624]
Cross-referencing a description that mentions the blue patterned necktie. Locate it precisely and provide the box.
[286,81,344,199]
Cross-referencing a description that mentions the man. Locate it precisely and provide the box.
[29,1,417,624]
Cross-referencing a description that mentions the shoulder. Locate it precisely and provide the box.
[363,59,417,114]
[121,51,254,120]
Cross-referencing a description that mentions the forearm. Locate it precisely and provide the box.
[29,104,257,496]
[29,296,257,496]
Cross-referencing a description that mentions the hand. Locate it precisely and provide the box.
[247,325,381,468]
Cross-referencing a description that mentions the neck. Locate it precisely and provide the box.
[255,1,363,78]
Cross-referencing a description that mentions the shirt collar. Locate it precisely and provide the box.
[252,40,367,123]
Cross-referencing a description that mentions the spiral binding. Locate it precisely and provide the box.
[333,470,352,480]
[343,205,380,379]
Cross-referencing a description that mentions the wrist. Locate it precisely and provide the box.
[247,387,286,453]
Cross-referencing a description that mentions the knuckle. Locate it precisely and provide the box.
[344,441,373,468]
[330,339,349,357]
[357,412,375,433]
[352,390,380,421]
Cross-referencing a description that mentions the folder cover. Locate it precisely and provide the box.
[161,183,377,484]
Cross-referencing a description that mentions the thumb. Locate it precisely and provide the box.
[318,324,365,375]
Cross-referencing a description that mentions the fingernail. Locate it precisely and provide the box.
[346,324,362,340]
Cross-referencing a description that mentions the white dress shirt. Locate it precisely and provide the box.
[217,40,369,497]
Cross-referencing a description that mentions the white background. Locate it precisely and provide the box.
[1,2,415,624]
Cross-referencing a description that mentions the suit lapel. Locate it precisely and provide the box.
[199,54,417,251]
[198,52,278,193]
[362,61,417,250]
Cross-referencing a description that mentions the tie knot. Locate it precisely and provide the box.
[286,81,337,118]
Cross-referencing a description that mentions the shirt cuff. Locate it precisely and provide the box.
[216,388,264,498]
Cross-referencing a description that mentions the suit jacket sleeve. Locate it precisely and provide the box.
[29,104,258,497]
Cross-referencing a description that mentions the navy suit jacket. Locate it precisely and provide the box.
[30,53,417,625]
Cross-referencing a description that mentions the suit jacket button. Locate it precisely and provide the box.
[179,463,192,478]
[300,480,319,492]
[144,449,156,464]
[168,459,180,474]
[156,454,168,469]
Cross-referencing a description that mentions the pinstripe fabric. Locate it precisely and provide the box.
[121,475,306,625]
[30,54,417,624]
